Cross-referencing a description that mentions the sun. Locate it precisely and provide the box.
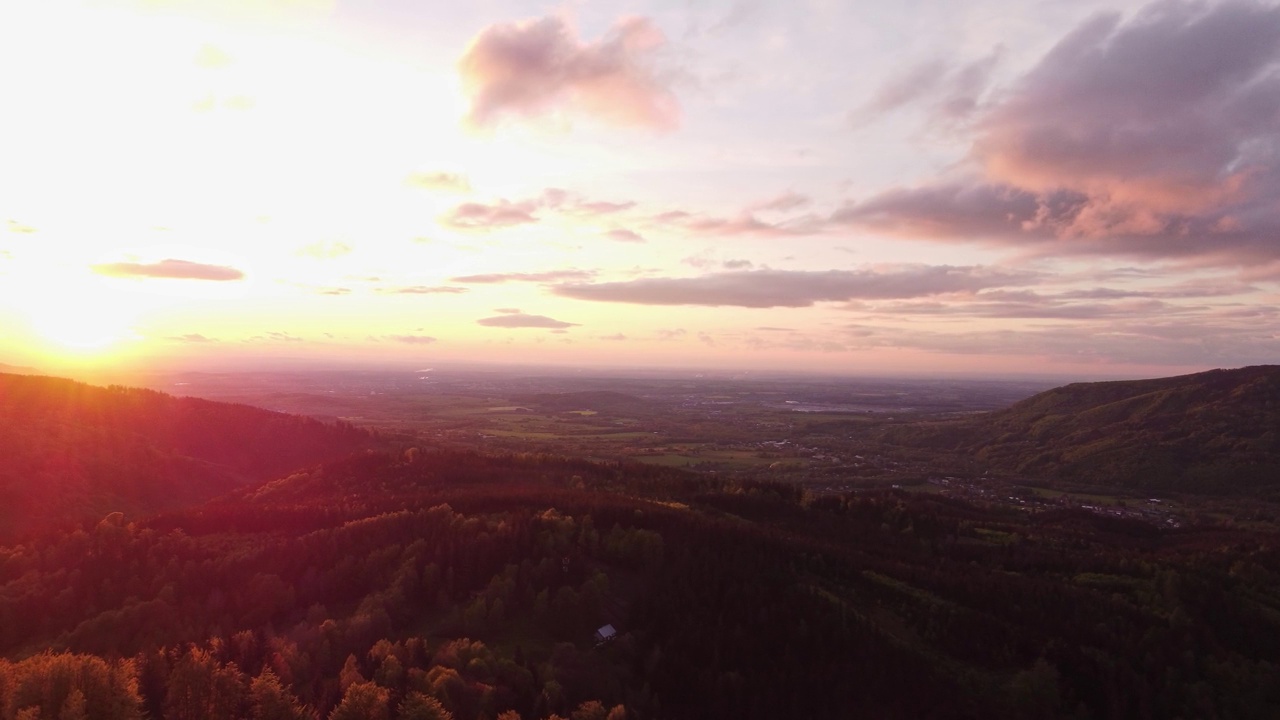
[26,296,141,355]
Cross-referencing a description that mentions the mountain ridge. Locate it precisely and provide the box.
[0,372,370,539]
[881,364,1280,493]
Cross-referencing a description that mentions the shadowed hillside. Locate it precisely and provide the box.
[3,446,1279,719]
[0,373,369,539]
[881,365,1280,493]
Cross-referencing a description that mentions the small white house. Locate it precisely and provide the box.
[594,624,617,643]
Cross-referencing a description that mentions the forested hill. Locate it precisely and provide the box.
[882,365,1280,493]
[2,448,1279,718]
[0,373,369,539]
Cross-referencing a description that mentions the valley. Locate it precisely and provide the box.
[1,366,1279,719]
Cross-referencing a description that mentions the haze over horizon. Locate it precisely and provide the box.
[3,0,1279,380]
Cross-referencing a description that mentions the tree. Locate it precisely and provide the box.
[163,649,246,720]
[328,682,388,720]
[58,689,87,720]
[339,656,365,693]
[396,691,454,720]
[250,668,314,720]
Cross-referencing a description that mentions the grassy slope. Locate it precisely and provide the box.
[880,365,1280,492]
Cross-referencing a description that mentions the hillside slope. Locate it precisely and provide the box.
[0,373,369,538]
[881,365,1280,492]
[2,448,1279,718]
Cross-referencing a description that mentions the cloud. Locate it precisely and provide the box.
[836,1,1280,266]
[92,259,244,281]
[655,210,819,237]
[407,172,472,193]
[723,259,753,270]
[554,265,1035,308]
[748,191,811,213]
[451,269,595,284]
[599,333,627,341]
[246,331,304,344]
[166,333,215,343]
[380,285,469,295]
[441,200,539,230]
[854,49,1001,127]
[606,228,646,243]
[319,287,351,296]
[7,220,36,234]
[388,334,438,344]
[831,314,1280,367]
[477,313,579,329]
[298,241,352,259]
[194,44,232,69]
[574,200,636,214]
[459,15,679,130]
[542,189,636,215]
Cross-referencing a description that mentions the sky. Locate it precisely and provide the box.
[1,0,1279,379]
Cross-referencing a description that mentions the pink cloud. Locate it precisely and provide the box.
[459,15,679,130]
[606,228,645,243]
[836,1,1280,267]
[440,200,539,230]
[92,259,244,281]
[477,313,579,329]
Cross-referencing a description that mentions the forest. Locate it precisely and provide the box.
[2,371,1280,718]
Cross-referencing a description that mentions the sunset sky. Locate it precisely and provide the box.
[2,0,1279,378]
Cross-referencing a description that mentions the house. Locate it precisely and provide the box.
[594,624,617,644]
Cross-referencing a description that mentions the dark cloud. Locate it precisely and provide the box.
[459,15,679,130]
[406,171,471,192]
[389,334,438,344]
[92,259,244,281]
[722,259,753,270]
[441,200,539,230]
[554,266,1035,308]
[451,269,595,284]
[837,1,1280,266]
[477,313,579,329]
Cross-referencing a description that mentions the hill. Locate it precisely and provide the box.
[0,373,369,539]
[880,365,1280,493]
[2,447,1279,719]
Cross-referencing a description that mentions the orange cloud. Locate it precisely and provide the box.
[459,15,679,130]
